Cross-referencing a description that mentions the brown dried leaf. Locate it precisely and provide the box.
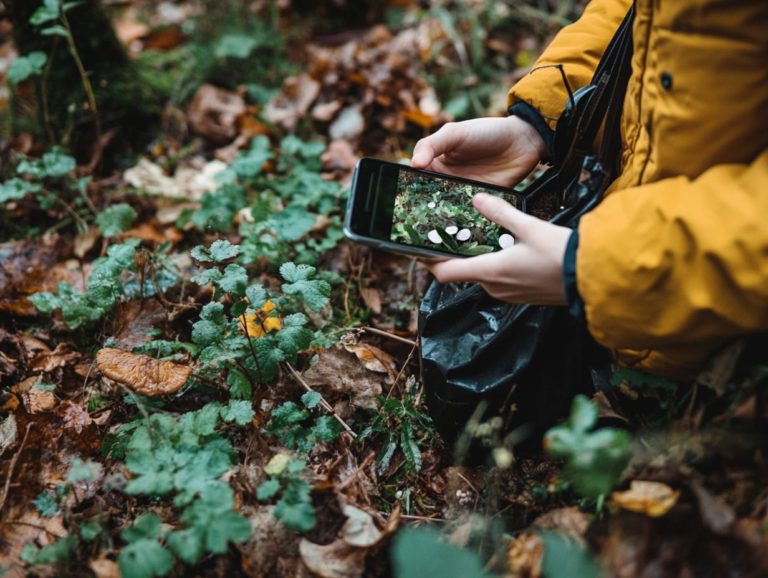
[0,414,18,457]
[89,556,120,578]
[111,299,168,350]
[74,226,100,259]
[611,480,680,518]
[96,348,192,397]
[188,84,246,144]
[16,377,56,414]
[264,73,321,131]
[329,105,365,141]
[358,288,381,315]
[57,401,93,434]
[342,342,397,378]
[302,347,383,409]
[507,533,543,578]
[29,343,79,373]
[690,479,736,534]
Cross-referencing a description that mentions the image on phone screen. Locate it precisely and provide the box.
[389,169,518,256]
[346,158,523,258]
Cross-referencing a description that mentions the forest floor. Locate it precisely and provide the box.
[0,1,767,577]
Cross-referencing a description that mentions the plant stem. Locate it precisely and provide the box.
[60,11,100,131]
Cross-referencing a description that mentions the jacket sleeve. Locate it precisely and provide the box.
[507,0,631,131]
[577,148,768,350]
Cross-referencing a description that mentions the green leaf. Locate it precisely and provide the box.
[122,513,163,543]
[251,336,286,381]
[392,528,496,578]
[217,264,248,297]
[40,24,69,37]
[245,284,269,309]
[79,520,102,541]
[118,539,174,578]
[312,415,341,442]
[214,34,260,59]
[275,497,316,532]
[21,535,76,566]
[33,491,59,517]
[7,52,47,85]
[221,400,254,426]
[96,203,137,237]
[272,206,316,242]
[204,511,252,553]
[30,0,60,26]
[67,458,102,484]
[256,478,280,500]
[569,395,598,433]
[280,263,331,312]
[0,178,41,203]
[227,368,252,400]
[192,239,241,263]
[400,422,422,473]
[231,136,272,180]
[541,532,603,578]
[167,528,203,564]
[125,470,175,496]
[301,391,322,410]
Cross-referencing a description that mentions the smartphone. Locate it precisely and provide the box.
[344,157,523,259]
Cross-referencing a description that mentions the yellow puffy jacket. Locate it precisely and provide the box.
[508,0,768,382]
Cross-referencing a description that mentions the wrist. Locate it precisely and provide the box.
[508,102,553,161]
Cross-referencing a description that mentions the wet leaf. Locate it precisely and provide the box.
[611,480,680,518]
[187,84,246,144]
[96,347,192,397]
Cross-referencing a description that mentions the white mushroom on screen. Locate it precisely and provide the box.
[428,201,436,209]
[445,225,458,235]
[455,228,471,241]
[498,233,515,249]
[427,229,442,244]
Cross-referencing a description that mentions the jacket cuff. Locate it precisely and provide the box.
[508,101,555,162]
[563,228,585,321]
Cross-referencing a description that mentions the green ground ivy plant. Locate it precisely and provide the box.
[544,395,631,500]
[105,401,254,577]
[187,135,346,266]
[190,240,330,394]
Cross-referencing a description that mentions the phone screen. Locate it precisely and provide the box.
[349,158,522,257]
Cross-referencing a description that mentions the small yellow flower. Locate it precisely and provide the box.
[241,300,282,337]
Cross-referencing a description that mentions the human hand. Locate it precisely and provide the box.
[411,116,546,187]
[426,193,571,305]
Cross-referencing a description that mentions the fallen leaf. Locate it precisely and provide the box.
[302,347,383,410]
[188,84,247,144]
[16,377,56,414]
[342,341,397,378]
[74,226,100,259]
[0,414,18,457]
[119,221,182,246]
[532,507,590,542]
[329,105,365,141]
[124,158,226,200]
[57,401,93,434]
[299,505,385,578]
[29,343,79,373]
[507,533,543,578]
[264,73,321,131]
[96,348,192,397]
[321,139,358,185]
[690,479,736,534]
[89,556,120,578]
[240,506,302,578]
[358,288,381,315]
[312,100,343,122]
[611,480,680,518]
[111,299,168,350]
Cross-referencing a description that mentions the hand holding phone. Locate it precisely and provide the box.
[344,158,524,259]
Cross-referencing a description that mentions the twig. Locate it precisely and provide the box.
[0,423,33,514]
[378,512,448,523]
[361,327,417,348]
[337,451,376,491]
[385,343,417,401]
[285,362,357,439]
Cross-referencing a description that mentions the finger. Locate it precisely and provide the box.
[427,252,500,284]
[472,193,538,237]
[411,123,459,168]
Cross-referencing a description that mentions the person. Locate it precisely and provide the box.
[411,0,768,384]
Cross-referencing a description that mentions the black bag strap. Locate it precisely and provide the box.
[521,4,635,215]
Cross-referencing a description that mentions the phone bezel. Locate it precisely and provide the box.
[343,157,524,260]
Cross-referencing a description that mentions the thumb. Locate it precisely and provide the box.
[411,123,459,168]
[472,193,536,238]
